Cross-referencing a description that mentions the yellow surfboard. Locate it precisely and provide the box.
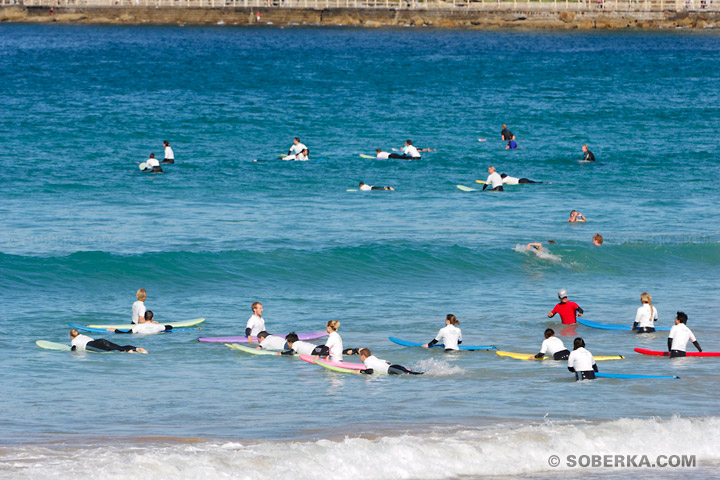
[496,351,625,361]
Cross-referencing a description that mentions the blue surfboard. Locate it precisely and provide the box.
[68,323,197,333]
[389,337,496,351]
[595,372,679,380]
[578,318,670,332]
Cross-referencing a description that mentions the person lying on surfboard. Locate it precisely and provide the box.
[287,137,307,157]
[548,289,583,325]
[359,182,394,191]
[111,311,172,334]
[256,331,288,350]
[358,348,422,375]
[668,312,702,358]
[279,332,328,356]
[422,314,462,352]
[568,337,597,380]
[535,328,570,360]
[632,292,658,334]
[69,329,148,354]
[500,173,542,185]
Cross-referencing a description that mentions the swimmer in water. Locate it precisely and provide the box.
[245,302,265,343]
[593,234,604,246]
[295,148,310,161]
[582,145,595,162]
[567,337,597,380]
[500,173,542,185]
[161,140,174,164]
[359,182,394,191]
[535,328,571,360]
[505,139,518,150]
[112,311,172,334]
[482,166,504,192]
[422,314,462,352]
[525,241,557,252]
[568,210,587,223]
[358,348,422,375]
[548,289,583,325]
[69,329,148,353]
[143,153,163,173]
[632,292,658,334]
[668,312,702,358]
[501,124,515,141]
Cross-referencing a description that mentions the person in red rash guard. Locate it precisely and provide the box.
[548,289,584,324]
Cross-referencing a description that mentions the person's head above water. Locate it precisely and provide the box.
[573,337,586,350]
[69,329,80,338]
[144,310,154,322]
[502,123,507,129]
[558,289,568,301]
[293,137,301,144]
[593,234,604,246]
[544,328,555,339]
[149,153,156,158]
[582,145,589,152]
[405,139,413,146]
[676,311,688,324]
[301,148,308,155]
[359,348,371,360]
[326,320,340,332]
[285,332,299,345]
[163,140,170,147]
[376,148,382,153]
[359,182,366,187]
[445,314,459,325]
[488,166,496,174]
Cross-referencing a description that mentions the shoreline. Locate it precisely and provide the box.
[1,6,720,29]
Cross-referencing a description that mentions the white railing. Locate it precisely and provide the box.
[2,0,718,12]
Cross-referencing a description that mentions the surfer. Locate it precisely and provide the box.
[245,302,266,343]
[161,140,174,164]
[525,241,556,253]
[567,337,597,380]
[501,124,515,141]
[69,329,148,353]
[132,289,148,324]
[143,153,163,173]
[535,328,571,360]
[387,139,421,160]
[359,182,394,191]
[632,292,658,333]
[582,145,595,162]
[358,348,422,375]
[114,311,170,334]
[593,234,604,246]
[481,166,504,192]
[500,174,541,185]
[568,210,587,223]
[288,137,307,157]
[422,314,462,352]
[668,312,702,358]
[375,149,391,160]
[280,332,328,356]
[548,289,583,325]
[256,331,288,350]
[324,320,344,361]
[505,139,518,150]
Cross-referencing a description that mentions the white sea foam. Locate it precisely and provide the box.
[514,244,562,262]
[2,416,718,479]
[413,358,465,376]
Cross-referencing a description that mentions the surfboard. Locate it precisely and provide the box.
[578,318,670,332]
[87,318,205,329]
[595,372,679,380]
[359,154,376,159]
[634,348,720,357]
[225,343,281,355]
[36,340,71,351]
[314,359,361,374]
[456,185,476,192]
[68,323,198,334]
[298,354,363,369]
[198,330,326,344]
[389,337,496,351]
[346,189,358,192]
[138,162,147,170]
[496,351,625,361]
[475,180,488,184]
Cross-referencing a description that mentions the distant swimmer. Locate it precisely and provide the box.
[143,153,163,173]
[568,210,587,223]
[256,331,288,350]
[592,234,604,246]
[535,328,571,360]
[359,182,394,191]
[358,348,422,375]
[500,173,542,185]
[279,332,328,356]
[69,329,148,353]
[505,140,517,150]
[423,314,462,352]
[161,140,174,164]
[668,311,702,358]
[582,145,595,162]
[288,137,307,157]
[245,301,266,343]
[548,289,583,325]
[324,320,344,361]
[632,292,658,334]
[525,241,556,252]
[501,124,515,141]
[567,337,597,380]
[113,311,171,334]
[481,166,504,192]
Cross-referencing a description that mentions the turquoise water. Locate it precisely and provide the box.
[1,25,720,478]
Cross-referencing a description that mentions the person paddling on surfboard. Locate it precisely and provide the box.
[143,153,163,173]
[359,182,394,191]
[358,348,422,375]
[112,311,171,334]
[422,314,462,352]
[568,337,597,380]
[256,331,289,351]
[69,329,148,354]
[286,137,307,157]
[482,166,504,192]
[535,328,571,360]
[161,140,174,164]
[632,292,658,333]
[668,312,702,358]
[548,289,583,325]
[279,332,328,357]
[500,173,542,185]
[245,302,266,344]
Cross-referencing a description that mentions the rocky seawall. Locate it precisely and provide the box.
[1,5,719,29]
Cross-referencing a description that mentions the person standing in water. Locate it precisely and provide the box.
[143,153,163,173]
[501,124,515,141]
[568,337,597,380]
[482,166,504,192]
[324,320,344,361]
[288,137,307,157]
[161,141,174,164]
[245,302,266,343]
[633,292,658,333]
[568,210,587,223]
[582,145,595,162]
[668,312,702,358]
[548,289,583,324]
[423,314,463,352]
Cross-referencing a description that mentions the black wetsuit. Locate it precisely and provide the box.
[553,349,571,360]
[518,178,541,184]
[569,364,598,380]
[360,365,423,375]
[388,153,419,160]
[73,339,137,352]
[501,128,514,140]
[160,159,175,164]
[583,150,596,162]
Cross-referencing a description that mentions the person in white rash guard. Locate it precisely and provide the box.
[161,140,174,164]
[358,348,422,375]
[668,312,702,358]
[499,173,542,185]
[481,166,504,192]
[143,153,163,173]
[288,137,307,157]
[69,329,147,353]
[256,331,289,351]
[131,289,149,325]
[359,182,394,191]
[567,337,598,380]
[245,302,266,343]
[324,320,343,361]
[295,149,309,161]
[375,149,391,160]
[535,328,570,360]
[632,292,659,333]
[279,332,328,356]
[113,311,171,334]
[422,314,463,352]
[399,139,421,159]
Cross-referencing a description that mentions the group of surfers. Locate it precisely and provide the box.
[141,141,175,173]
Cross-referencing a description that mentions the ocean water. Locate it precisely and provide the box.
[1,25,720,478]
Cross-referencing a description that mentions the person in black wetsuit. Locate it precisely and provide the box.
[359,182,394,191]
[69,329,147,353]
[501,124,514,141]
[582,145,595,162]
[499,173,542,185]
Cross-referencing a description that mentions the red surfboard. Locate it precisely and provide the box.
[635,348,720,357]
